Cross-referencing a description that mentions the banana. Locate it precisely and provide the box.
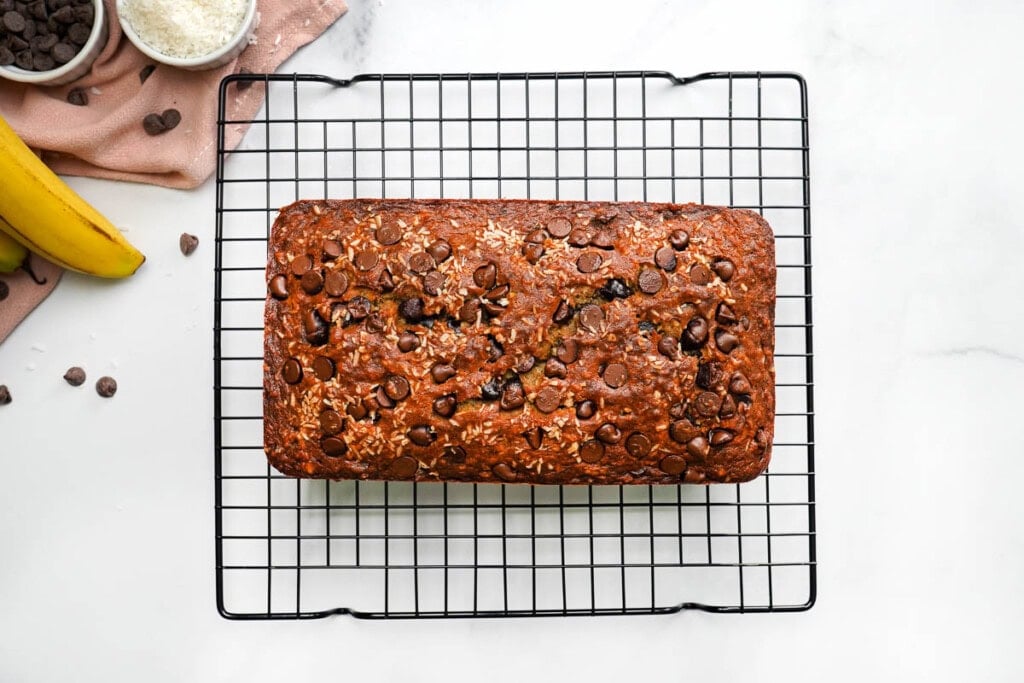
[0,113,145,278]
[0,225,28,273]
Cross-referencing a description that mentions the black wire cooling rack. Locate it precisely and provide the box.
[213,70,815,619]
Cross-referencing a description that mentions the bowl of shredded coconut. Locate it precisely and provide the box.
[116,0,257,71]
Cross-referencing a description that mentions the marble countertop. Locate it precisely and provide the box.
[2,0,1022,680]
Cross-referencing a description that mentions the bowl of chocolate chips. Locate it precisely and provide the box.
[0,0,106,86]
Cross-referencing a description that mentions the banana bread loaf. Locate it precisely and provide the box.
[264,199,775,484]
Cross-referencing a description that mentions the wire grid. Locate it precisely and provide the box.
[214,71,815,619]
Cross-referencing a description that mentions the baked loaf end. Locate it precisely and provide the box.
[264,199,775,484]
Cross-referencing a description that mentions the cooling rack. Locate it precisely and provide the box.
[214,70,815,619]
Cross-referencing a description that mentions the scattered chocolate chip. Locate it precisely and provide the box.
[590,229,616,250]
[481,300,505,318]
[669,230,689,250]
[669,419,697,444]
[715,329,740,353]
[376,268,395,292]
[480,377,502,401]
[142,113,166,136]
[526,229,547,243]
[290,254,313,277]
[426,239,451,262]
[268,275,288,299]
[580,439,605,463]
[66,87,88,106]
[431,364,456,385]
[493,462,517,482]
[568,228,592,248]
[354,250,379,271]
[516,355,536,373]
[95,376,117,398]
[319,410,344,435]
[578,304,604,332]
[544,358,567,379]
[324,271,349,297]
[654,246,677,272]
[347,296,371,321]
[322,239,342,261]
[598,278,631,300]
[625,432,653,458]
[322,437,348,457]
[696,361,723,390]
[0,384,10,405]
[473,262,497,289]
[711,258,735,281]
[390,455,419,478]
[346,400,369,421]
[374,385,396,409]
[576,251,602,273]
[669,402,688,420]
[444,445,467,463]
[680,316,709,350]
[729,372,752,396]
[523,427,544,449]
[432,393,457,418]
[659,454,687,475]
[160,109,181,131]
[602,363,627,389]
[690,263,712,285]
[281,358,302,384]
[376,223,401,245]
[534,386,561,413]
[63,366,86,386]
[302,309,329,346]
[408,424,436,446]
[710,429,734,446]
[409,251,435,273]
[694,391,722,417]
[719,394,737,418]
[500,375,526,411]
[575,400,597,420]
[312,356,335,381]
[657,335,678,358]
[686,436,710,459]
[384,375,410,401]
[398,297,425,323]
[423,270,444,296]
[301,270,324,295]
[458,299,480,324]
[596,423,622,445]
[716,302,738,325]
[552,299,573,324]
[555,339,579,364]
[139,63,156,84]
[485,284,509,301]
[522,242,545,263]
[546,217,572,238]
[637,269,663,294]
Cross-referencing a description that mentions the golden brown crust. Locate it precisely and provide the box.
[264,199,774,484]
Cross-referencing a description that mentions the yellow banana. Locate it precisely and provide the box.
[0,113,145,278]
[0,226,28,273]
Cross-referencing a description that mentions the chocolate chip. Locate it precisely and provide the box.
[390,455,419,478]
[322,437,348,457]
[637,270,663,295]
[319,410,344,435]
[63,366,86,386]
[290,255,313,277]
[657,335,678,358]
[50,41,74,65]
[555,339,579,364]
[716,302,738,325]
[500,375,526,411]
[534,386,561,413]
[568,229,592,248]
[346,297,371,321]
[67,88,89,108]
[715,329,739,354]
[426,239,451,262]
[0,47,13,66]
[526,229,547,243]
[302,309,329,346]
[719,394,737,418]
[444,445,467,463]
[711,258,735,281]
[493,462,517,482]
[591,230,616,250]
[432,393,457,418]
[473,262,497,289]
[669,419,697,444]
[142,113,167,136]
[0,385,9,405]
[3,11,25,33]
[324,271,349,297]
[458,299,480,324]
[354,250,379,271]
[481,300,505,318]
[603,363,627,389]
[480,377,501,401]
[544,358,567,379]
[485,284,509,301]
[409,252,435,274]
[680,316,709,350]
[710,429,734,446]
[31,33,57,51]
[139,63,156,84]
[396,331,419,353]
[31,52,54,71]
[578,304,604,332]
[669,230,689,250]
[580,439,605,463]
[516,355,536,373]
[576,251,602,273]
[486,335,504,362]
[51,5,73,23]
[95,376,117,398]
[398,297,425,323]
[654,246,677,272]
[366,312,386,333]
[408,424,436,446]
[690,263,712,285]
[591,209,618,225]
[596,423,622,445]
[301,270,324,295]
[575,400,597,420]
[522,243,545,263]
[669,402,688,420]
[14,50,32,70]
[384,375,410,401]
[696,361,723,390]
[312,356,335,381]
[694,391,721,417]
[659,454,687,475]
[546,217,572,238]
[267,275,288,300]
[374,385,396,409]
[552,299,573,324]
[376,268,394,292]
[376,223,401,245]
[346,399,369,420]
[431,362,456,383]
[729,372,752,395]
[322,239,343,261]
[519,427,544,449]
[598,278,631,300]
[625,432,652,458]
[68,22,90,46]
[281,358,302,384]
[686,436,710,459]
[423,270,444,296]
[177,232,198,256]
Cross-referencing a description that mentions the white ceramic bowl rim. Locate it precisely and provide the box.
[0,0,106,84]
[115,0,257,68]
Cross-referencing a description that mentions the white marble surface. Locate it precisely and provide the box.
[2,0,1023,680]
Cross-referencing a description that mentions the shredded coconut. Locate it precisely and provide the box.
[120,0,249,59]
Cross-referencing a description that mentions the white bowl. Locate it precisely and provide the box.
[0,0,108,87]
[116,0,257,72]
